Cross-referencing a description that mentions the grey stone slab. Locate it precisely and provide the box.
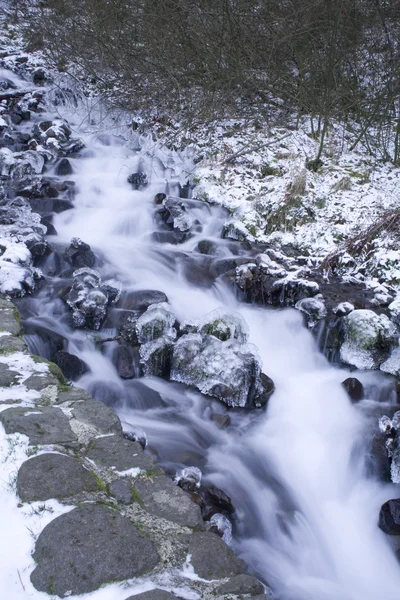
[0,363,20,386]
[31,504,159,596]
[57,386,93,404]
[86,434,163,473]
[17,453,100,501]
[188,532,244,580]
[125,590,179,600]
[72,398,122,434]
[0,406,77,446]
[0,335,26,353]
[215,573,264,596]
[24,373,59,391]
[109,477,135,504]
[0,307,20,335]
[134,476,203,528]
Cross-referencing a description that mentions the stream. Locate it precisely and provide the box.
[9,86,400,600]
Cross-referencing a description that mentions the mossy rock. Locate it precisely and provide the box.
[31,355,68,389]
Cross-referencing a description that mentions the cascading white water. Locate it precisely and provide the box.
[29,120,400,599]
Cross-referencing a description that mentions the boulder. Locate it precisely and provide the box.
[17,453,99,501]
[53,350,88,380]
[378,499,400,534]
[115,289,168,311]
[340,309,398,369]
[72,399,122,435]
[30,504,159,596]
[125,591,178,600]
[0,406,77,446]
[55,157,73,176]
[342,377,364,402]
[188,532,244,579]
[171,311,270,409]
[215,574,264,596]
[133,475,203,528]
[86,434,162,473]
[295,297,327,327]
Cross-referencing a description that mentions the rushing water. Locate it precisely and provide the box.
[19,117,400,600]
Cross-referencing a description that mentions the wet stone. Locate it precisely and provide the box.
[188,531,244,579]
[72,399,122,435]
[116,290,168,312]
[215,573,264,596]
[379,499,400,534]
[0,406,77,446]
[86,434,161,472]
[133,475,203,528]
[17,453,99,501]
[53,350,88,380]
[0,363,20,386]
[125,591,178,600]
[30,504,160,596]
[342,377,364,402]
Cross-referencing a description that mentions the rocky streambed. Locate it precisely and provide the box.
[2,24,400,600]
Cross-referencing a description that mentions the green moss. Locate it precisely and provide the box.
[130,487,142,504]
[31,355,69,390]
[259,163,281,178]
[94,474,107,492]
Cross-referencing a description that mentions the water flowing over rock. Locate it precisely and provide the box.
[340,309,398,369]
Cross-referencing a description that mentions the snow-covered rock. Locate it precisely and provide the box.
[295,297,327,327]
[340,309,398,369]
[170,325,268,408]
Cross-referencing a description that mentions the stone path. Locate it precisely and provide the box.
[0,295,272,599]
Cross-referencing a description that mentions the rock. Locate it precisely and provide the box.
[128,172,148,189]
[381,346,400,376]
[125,591,178,600]
[295,297,327,327]
[30,504,159,596]
[65,267,111,329]
[333,302,354,317]
[72,399,122,435]
[17,453,99,501]
[342,377,364,402]
[64,238,96,269]
[159,197,194,233]
[154,193,166,204]
[55,157,73,176]
[133,475,203,528]
[116,290,168,311]
[175,466,202,492]
[0,304,21,334]
[206,485,234,514]
[123,427,147,449]
[0,363,20,386]
[0,334,26,353]
[207,513,232,544]
[57,386,93,404]
[136,302,177,344]
[139,336,174,377]
[188,532,244,579]
[379,499,400,534]
[0,406,77,446]
[215,574,264,596]
[109,478,136,504]
[171,321,268,408]
[340,309,398,369]
[53,350,88,380]
[86,434,162,472]
[24,372,59,391]
[32,67,47,85]
[114,345,136,379]
[211,413,231,429]
[369,432,391,481]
